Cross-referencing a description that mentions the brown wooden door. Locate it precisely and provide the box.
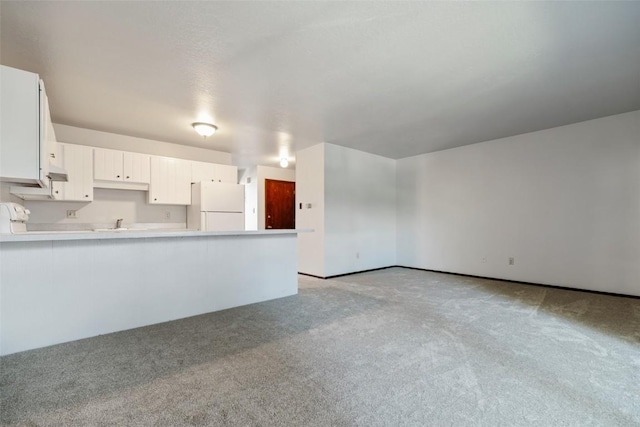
[265,179,295,229]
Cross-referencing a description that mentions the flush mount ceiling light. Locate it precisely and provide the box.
[280,157,289,168]
[192,122,218,138]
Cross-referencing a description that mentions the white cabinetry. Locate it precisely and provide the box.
[191,161,216,183]
[191,160,237,183]
[217,164,238,183]
[52,143,93,201]
[123,152,151,183]
[149,156,192,205]
[40,85,58,183]
[0,65,56,186]
[94,148,122,182]
[94,148,150,188]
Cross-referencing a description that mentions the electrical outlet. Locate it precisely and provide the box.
[66,210,77,219]
[481,257,487,263]
[509,257,515,265]
[356,252,360,259]
[164,211,171,220]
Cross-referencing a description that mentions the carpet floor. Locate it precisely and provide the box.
[1,268,639,426]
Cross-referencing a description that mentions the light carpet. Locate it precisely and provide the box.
[1,268,639,426]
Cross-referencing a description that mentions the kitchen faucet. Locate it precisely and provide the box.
[115,218,124,229]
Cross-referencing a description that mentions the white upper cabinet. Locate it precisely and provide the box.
[0,65,56,187]
[94,148,123,181]
[42,91,59,177]
[218,164,238,183]
[94,148,150,186]
[149,156,192,205]
[191,161,217,183]
[52,143,93,201]
[191,160,237,184]
[123,152,150,183]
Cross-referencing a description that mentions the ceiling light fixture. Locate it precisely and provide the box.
[192,122,218,138]
[280,157,289,168]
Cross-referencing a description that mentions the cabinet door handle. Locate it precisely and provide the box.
[55,190,59,194]
[50,153,56,158]
[85,195,89,198]
[116,175,120,178]
[126,176,130,179]
[154,198,157,201]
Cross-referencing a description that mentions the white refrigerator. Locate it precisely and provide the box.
[187,181,245,231]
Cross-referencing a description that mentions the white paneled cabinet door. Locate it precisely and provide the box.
[191,161,237,183]
[49,143,63,200]
[54,143,93,201]
[217,165,238,183]
[175,159,192,204]
[149,156,168,203]
[123,152,150,183]
[149,156,192,205]
[94,148,123,181]
[0,66,45,185]
[41,89,58,183]
[191,161,218,183]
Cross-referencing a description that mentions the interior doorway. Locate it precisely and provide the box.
[265,179,296,229]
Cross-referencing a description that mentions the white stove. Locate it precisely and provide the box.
[0,202,30,233]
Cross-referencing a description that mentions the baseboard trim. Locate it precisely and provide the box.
[298,266,396,280]
[397,266,640,300]
[298,272,325,279]
[299,265,638,299]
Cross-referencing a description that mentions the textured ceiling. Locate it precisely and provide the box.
[1,2,639,168]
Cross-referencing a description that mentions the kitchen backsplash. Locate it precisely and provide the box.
[24,188,187,231]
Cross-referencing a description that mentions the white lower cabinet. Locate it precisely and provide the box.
[52,143,93,201]
[149,156,192,205]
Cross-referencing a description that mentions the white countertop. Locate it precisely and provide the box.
[0,229,310,243]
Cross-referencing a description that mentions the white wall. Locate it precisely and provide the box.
[397,111,640,296]
[239,166,258,230]
[296,144,325,277]
[24,188,186,230]
[324,144,397,276]
[256,165,296,230]
[54,124,232,165]
[238,164,296,231]
[296,143,397,277]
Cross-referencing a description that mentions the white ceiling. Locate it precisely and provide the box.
[2,2,639,168]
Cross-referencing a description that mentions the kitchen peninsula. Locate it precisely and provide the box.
[0,229,302,355]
